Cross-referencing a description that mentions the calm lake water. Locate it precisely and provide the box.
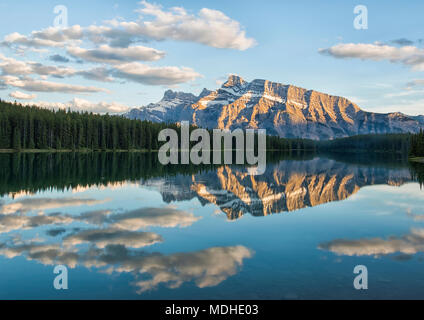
[1,152,424,299]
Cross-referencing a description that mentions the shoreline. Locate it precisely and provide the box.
[0,148,311,154]
[0,149,156,153]
[409,157,424,163]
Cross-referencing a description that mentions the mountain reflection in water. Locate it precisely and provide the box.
[146,157,416,219]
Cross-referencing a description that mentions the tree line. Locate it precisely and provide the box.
[266,135,316,151]
[409,129,424,157]
[317,133,411,155]
[0,99,172,151]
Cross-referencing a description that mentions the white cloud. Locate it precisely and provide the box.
[384,89,424,98]
[85,2,256,50]
[32,25,84,43]
[0,212,74,234]
[0,54,76,77]
[319,228,424,257]
[1,35,201,87]
[67,44,165,64]
[109,206,201,230]
[63,228,163,248]
[1,2,255,51]
[1,26,83,48]
[29,98,131,114]
[370,98,424,115]
[76,67,114,82]
[0,239,253,291]
[0,241,79,268]
[0,54,116,83]
[0,197,108,215]
[113,62,201,85]
[9,91,36,100]
[319,43,424,71]
[131,245,253,293]
[75,209,112,225]
[124,1,256,50]
[2,32,66,48]
[1,75,108,93]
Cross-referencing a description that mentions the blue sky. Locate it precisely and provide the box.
[1,0,424,115]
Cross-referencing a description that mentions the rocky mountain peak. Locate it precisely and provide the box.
[222,74,247,88]
[198,88,212,98]
[162,89,197,102]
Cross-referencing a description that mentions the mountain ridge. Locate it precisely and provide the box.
[125,75,424,140]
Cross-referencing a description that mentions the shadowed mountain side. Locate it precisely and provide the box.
[143,158,415,220]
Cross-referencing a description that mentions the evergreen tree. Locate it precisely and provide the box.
[12,126,21,150]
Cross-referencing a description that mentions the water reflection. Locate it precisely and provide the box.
[0,235,253,293]
[318,204,424,260]
[0,152,424,298]
[318,227,424,258]
[0,199,253,293]
[146,157,416,219]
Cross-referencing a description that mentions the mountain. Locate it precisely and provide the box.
[125,90,198,123]
[125,75,424,140]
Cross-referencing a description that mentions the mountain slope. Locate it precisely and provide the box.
[125,75,424,140]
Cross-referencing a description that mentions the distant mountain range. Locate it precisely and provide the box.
[125,75,424,140]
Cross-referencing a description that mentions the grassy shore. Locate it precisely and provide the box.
[0,148,156,153]
[409,157,424,163]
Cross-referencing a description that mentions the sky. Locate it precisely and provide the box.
[0,0,424,115]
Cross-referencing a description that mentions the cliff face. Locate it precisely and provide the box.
[142,158,413,220]
[126,75,424,139]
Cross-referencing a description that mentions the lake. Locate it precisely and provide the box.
[0,152,424,299]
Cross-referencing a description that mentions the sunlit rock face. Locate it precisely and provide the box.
[125,75,424,139]
[143,158,413,220]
